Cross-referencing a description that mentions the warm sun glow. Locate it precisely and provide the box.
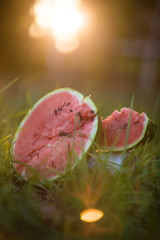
[55,36,79,54]
[51,5,83,39]
[80,208,104,223]
[30,0,86,53]
[29,22,48,38]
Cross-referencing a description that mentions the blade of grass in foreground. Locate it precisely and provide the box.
[123,95,135,154]
[0,134,12,143]
[0,76,20,94]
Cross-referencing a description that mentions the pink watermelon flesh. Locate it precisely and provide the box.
[100,108,147,150]
[13,90,98,179]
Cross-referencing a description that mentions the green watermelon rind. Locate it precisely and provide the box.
[12,88,99,180]
[137,118,156,146]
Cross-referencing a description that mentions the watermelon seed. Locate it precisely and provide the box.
[66,102,70,106]
[134,121,139,125]
[70,109,73,112]
[91,110,94,114]
[55,103,67,115]
[115,123,128,132]
[59,131,67,136]
[77,112,83,121]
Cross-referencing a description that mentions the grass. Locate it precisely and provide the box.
[0,85,160,240]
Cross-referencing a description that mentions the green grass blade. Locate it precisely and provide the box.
[0,76,20,94]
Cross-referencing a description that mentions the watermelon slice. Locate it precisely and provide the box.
[100,107,156,151]
[12,88,99,179]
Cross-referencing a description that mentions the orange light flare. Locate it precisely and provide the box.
[67,177,104,208]
[80,210,124,238]
[29,0,89,54]
[80,208,104,222]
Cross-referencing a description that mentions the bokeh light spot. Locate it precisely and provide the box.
[30,0,86,53]
[80,208,104,223]
[29,23,47,38]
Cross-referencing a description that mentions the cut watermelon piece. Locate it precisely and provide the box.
[100,107,156,151]
[12,88,99,179]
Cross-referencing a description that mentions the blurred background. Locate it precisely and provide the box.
[0,0,160,118]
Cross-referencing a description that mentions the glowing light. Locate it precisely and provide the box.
[32,0,52,29]
[30,0,86,53]
[51,6,83,39]
[55,36,79,54]
[29,23,47,38]
[80,208,104,223]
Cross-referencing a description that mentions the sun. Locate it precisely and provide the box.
[30,0,86,53]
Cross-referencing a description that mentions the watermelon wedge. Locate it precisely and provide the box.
[12,88,99,179]
[100,107,156,151]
